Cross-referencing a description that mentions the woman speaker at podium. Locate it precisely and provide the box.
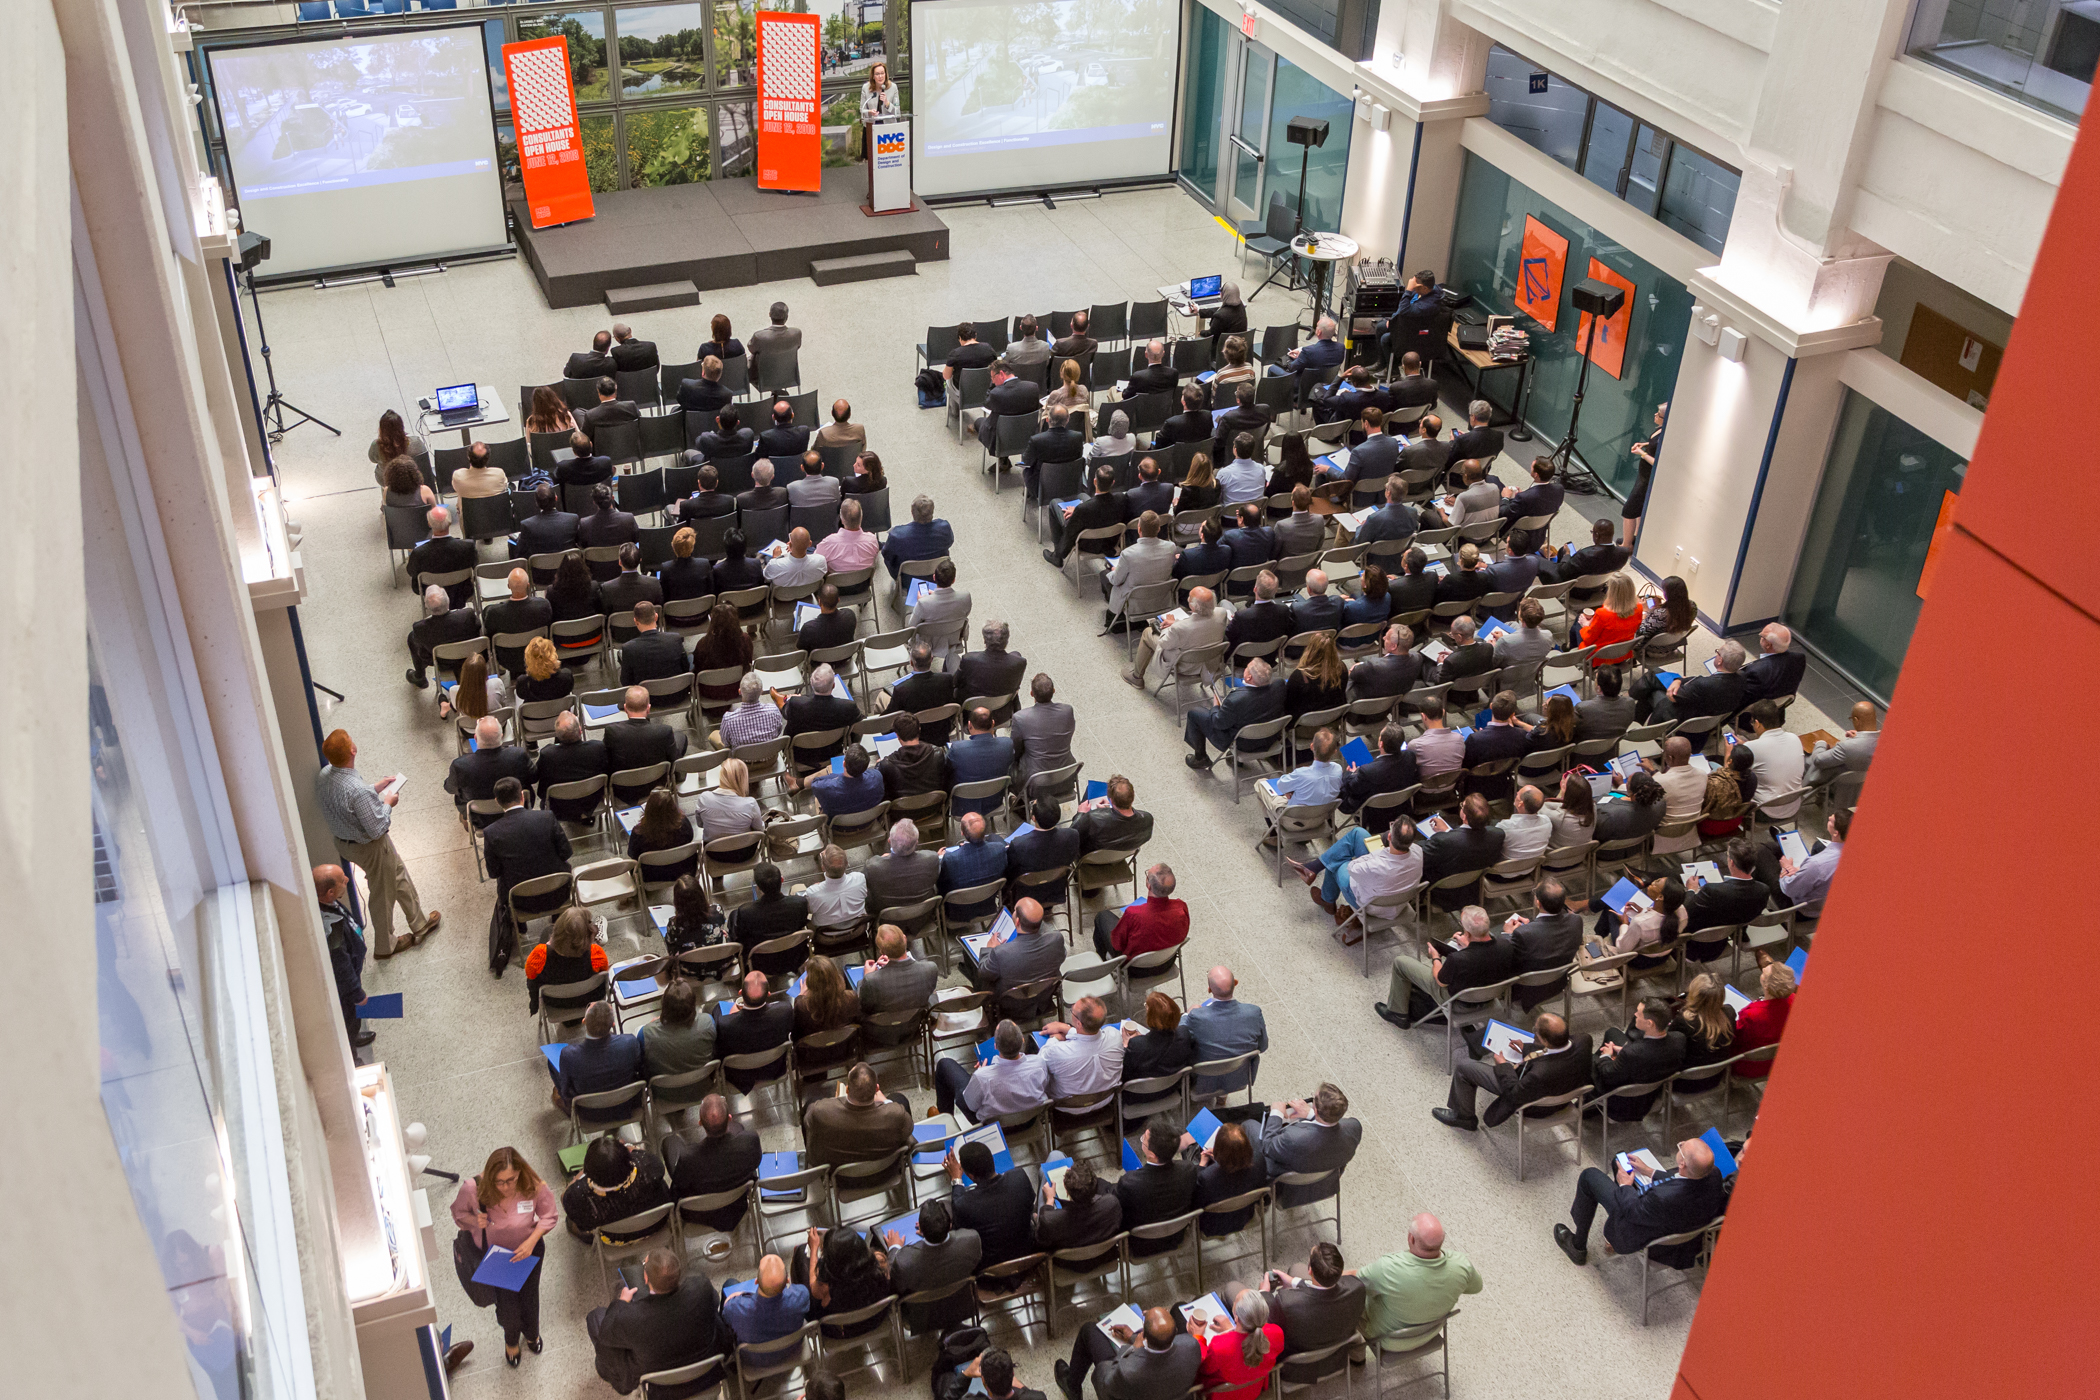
[859,62,900,160]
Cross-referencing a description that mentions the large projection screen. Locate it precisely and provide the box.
[207,26,508,278]
[911,0,1179,198]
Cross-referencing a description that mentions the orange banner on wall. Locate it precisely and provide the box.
[1577,259,1636,380]
[756,11,822,192]
[1516,215,1568,332]
[503,37,595,228]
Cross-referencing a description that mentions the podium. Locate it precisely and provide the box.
[864,115,912,216]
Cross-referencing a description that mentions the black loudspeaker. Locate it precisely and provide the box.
[1286,116,1330,148]
[237,229,272,273]
[1570,277,1625,319]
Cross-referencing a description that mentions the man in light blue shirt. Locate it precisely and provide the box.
[1218,437,1269,505]
[1258,729,1346,834]
[1776,809,1846,916]
[722,1254,811,1346]
[1184,966,1269,1097]
[933,1018,1051,1121]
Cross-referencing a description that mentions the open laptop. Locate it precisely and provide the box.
[1187,273,1223,305]
[434,382,480,425]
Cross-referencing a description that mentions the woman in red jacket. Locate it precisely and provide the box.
[1733,958,1796,1076]
[1575,572,1645,650]
[1195,1289,1284,1400]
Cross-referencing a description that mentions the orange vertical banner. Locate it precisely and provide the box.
[1577,259,1635,379]
[503,37,595,228]
[756,11,822,192]
[1516,215,1568,331]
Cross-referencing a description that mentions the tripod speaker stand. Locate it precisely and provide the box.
[1250,115,1330,303]
[1548,276,1625,496]
[236,231,338,447]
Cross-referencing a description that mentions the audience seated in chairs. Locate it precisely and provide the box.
[1433,1011,1592,1132]
[1292,814,1420,927]
[587,1246,731,1398]
[803,1060,912,1167]
[662,1093,761,1232]
[406,583,480,689]
[1378,903,1513,1031]
[1553,1136,1724,1267]
[563,1134,673,1244]
[1357,1213,1483,1353]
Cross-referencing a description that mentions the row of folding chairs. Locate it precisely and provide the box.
[532,348,804,421]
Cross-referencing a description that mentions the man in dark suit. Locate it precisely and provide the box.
[951,620,1028,719]
[1310,366,1382,425]
[603,687,688,769]
[564,330,616,381]
[1420,795,1505,908]
[1347,625,1424,701]
[1386,548,1438,616]
[580,378,640,441]
[733,468,788,519]
[1220,505,1278,577]
[1034,1155,1121,1256]
[1173,518,1233,581]
[1059,1305,1199,1400]
[1072,775,1152,853]
[599,544,665,618]
[1588,996,1687,1121]
[946,707,1014,817]
[726,868,811,978]
[534,712,612,821]
[445,717,535,824]
[1640,637,1748,723]
[405,583,481,687]
[587,1248,730,1398]
[1339,723,1419,815]
[618,602,687,685]
[1335,409,1402,503]
[1004,796,1082,907]
[713,971,795,1092]
[661,1094,761,1232]
[1683,840,1772,959]
[554,430,615,488]
[1289,570,1346,634]
[781,662,860,772]
[1354,478,1420,547]
[1431,616,1498,702]
[669,463,737,523]
[947,1138,1037,1266]
[792,583,857,654]
[1259,1082,1361,1208]
[1433,1012,1592,1131]
[978,359,1046,466]
[1211,383,1269,465]
[886,640,959,737]
[1503,879,1584,1008]
[1223,574,1292,657]
[1445,400,1504,475]
[1022,404,1086,503]
[1045,462,1123,566]
[1121,457,1176,520]
[609,323,658,372]
[1433,543,1494,609]
[1461,691,1530,800]
[1543,517,1632,600]
[695,406,756,461]
[1184,655,1287,767]
[406,505,478,606]
[756,399,809,458]
[481,568,553,674]
[1114,1119,1202,1255]
[1251,1243,1369,1383]
[1555,1134,1727,1267]
[1497,455,1565,552]
[1126,339,1178,397]
[512,483,583,569]
[675,357,732,416]
[482,778,572,963]
[1380,904,1514,1028]
[1739,623,1808,705]
[575,486,640,573]
[1154,384,1215,450]
[1387,352,1439,409]
[1050,310,1097,362]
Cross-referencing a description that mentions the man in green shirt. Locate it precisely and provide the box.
[1354,1213,1483,1351]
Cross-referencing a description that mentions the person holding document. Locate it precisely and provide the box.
[452,1147,557,1366]
[859,61,901,139]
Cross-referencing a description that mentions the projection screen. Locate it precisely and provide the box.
[207,26,508,278]
[910,0,1179,198]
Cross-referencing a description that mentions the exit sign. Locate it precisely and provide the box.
[1241,9,1258,37]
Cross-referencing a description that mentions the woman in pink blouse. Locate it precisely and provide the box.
[452,1146,559,1366]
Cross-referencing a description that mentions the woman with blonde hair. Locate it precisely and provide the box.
[696,756,765,844]
[1174,451,1221,515]
[659,525,713,602]
[1575,571,1645,650]
[1732,958,1795,1076]
[450,1146,557,1365]
[1674,973,1738,1067]
[515,636,573,702]
[1195,1287,1283,1400]
[523,385,575,438]
[1285,635,1348,716]
[1042,357,1090,420]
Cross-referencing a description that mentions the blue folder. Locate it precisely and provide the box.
[1121,1137,1144,1171]
[583,703,621,722]
[1477,617,1511,642]
[1340,736,1375,767]
[541,1043,564,1072]
[904,577,937,609]
[1186,1107,1224,1149]
[1083,779,1109,802]
[1700,1127,1739,1178]
[1785,946,1808,982]
[878,1210,924,1247]
[830,756,846,774]
[912,1122,956,1166]
[1599,877,1645,914]
[757,1151,803,1201]
[1543,683,1581,705]
[724,1278,758,1298]
[470,1245,541,1291]
[1653,671,1682,689]
[360,992,404,1019]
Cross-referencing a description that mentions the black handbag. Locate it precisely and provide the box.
[453,1230,499,1307]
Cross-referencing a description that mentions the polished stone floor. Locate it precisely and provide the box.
[262,183,1836,1400]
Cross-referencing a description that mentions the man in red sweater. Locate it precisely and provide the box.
[1092,862,1190,960]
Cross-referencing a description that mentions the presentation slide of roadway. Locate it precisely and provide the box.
[916,0,1173,153]
[213,30,494,197]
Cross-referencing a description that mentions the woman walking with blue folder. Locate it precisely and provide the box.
[452,1148,558,1368]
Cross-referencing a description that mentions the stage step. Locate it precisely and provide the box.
[604,280,699,313]
[809,250,917,286]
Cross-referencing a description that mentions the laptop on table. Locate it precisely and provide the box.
[435,382,481,425]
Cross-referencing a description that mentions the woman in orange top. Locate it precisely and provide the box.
[524,907,607,1013]
[1732,958,1795,1077]
[1575,572,1644,650]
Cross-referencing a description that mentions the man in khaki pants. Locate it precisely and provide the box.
[315,728,441,957]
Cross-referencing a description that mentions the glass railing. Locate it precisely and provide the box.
[1905,0,2089,123]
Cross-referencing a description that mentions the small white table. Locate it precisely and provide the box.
[1290,232,1359,327]
[419,384,509,447]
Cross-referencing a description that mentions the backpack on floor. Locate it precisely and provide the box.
[914,368,946,407]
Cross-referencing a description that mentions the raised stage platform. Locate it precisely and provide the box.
[511,176,950,310]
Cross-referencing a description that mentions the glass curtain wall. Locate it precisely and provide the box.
[1446,152,1694,496]
[1172,23,1351,234]
[1907,0,2092,122]
[1784,389,1971,699]
[1265,55,1353,235]
[1178,2,1231,202]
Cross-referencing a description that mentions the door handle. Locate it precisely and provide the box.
[1228,135,1262,161]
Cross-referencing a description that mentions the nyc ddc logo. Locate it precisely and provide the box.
[876,130,906,156]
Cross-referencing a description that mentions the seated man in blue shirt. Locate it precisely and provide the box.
[1266,315,1346,378]
[722,1253,812,1348]
[554,1001,643,1120]
[880,492,955,577]
[1175,517,1233,579]
[808,743,886,819]
[939,811,1009,920]
[946,707,1013,819]
[1256,726,1346,835]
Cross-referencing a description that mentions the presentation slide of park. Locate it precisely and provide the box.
[911,0,1177,196]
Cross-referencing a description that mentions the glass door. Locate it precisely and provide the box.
[1225,40,1275,224]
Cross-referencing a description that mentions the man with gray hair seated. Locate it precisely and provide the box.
[1126,585,1227,690]
[712,670,786,749]
[863,817,941,921]
[1638,637,1748,724]
[1378,904,1516,1030]
[781,661,859,791]
[881,492,955,577]
[405,582,481,688]
[934,1017,1051,1122]
[886,639,960,743]
[952,620,1027,722]
[1269,314,1345,379]
[1183,654,1287,769]
[736,457,787,515]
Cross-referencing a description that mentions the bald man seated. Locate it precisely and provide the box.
[1554,1136,1726,1267]
[720,1253,811,1348]
[1056,1304,1200,1400]
[1806,700,1879,788]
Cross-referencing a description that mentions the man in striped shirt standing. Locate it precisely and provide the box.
[315,728,440,957]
